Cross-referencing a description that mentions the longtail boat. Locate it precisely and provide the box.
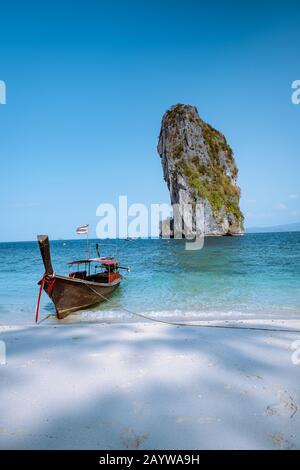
[36,235,128,320]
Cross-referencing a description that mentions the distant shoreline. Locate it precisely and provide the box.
[0,230,300,244]
[246,222,300,233]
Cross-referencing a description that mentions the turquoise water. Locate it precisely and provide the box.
[0,233,299,324]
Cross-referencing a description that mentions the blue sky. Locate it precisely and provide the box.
[0,0,299,241]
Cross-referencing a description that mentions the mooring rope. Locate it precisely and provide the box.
[84,283,300,334]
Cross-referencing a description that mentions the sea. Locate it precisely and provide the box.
[0,232,299,325]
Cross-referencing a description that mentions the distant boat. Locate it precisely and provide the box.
[36,235,129,320]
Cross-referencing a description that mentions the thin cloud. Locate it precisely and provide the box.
[276,203,287,210]
[288,193,298,199]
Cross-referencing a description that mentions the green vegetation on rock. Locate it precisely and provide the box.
[158,104,244,235]
[170,115,244,223]
[176,158,244,223]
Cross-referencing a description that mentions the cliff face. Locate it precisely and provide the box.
[157,104,244,236]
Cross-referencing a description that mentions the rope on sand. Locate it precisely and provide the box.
[85,284,300,334]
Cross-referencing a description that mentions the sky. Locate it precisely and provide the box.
[0,0,299,241]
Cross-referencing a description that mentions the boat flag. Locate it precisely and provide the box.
[76,225,89,235]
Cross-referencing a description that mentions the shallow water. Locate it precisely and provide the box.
[0,233,299,324]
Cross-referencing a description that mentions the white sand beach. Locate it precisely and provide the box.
[0,319,300,450]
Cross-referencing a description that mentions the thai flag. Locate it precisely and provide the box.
[76,225,89,235]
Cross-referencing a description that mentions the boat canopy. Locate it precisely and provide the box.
[67,258,119,266]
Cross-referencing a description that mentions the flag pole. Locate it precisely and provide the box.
[86,226,89,259]
[76,225,90,259]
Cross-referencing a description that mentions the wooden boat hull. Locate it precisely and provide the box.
[42,274,121,319]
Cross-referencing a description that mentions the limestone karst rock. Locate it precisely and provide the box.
[157,104,244,236]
